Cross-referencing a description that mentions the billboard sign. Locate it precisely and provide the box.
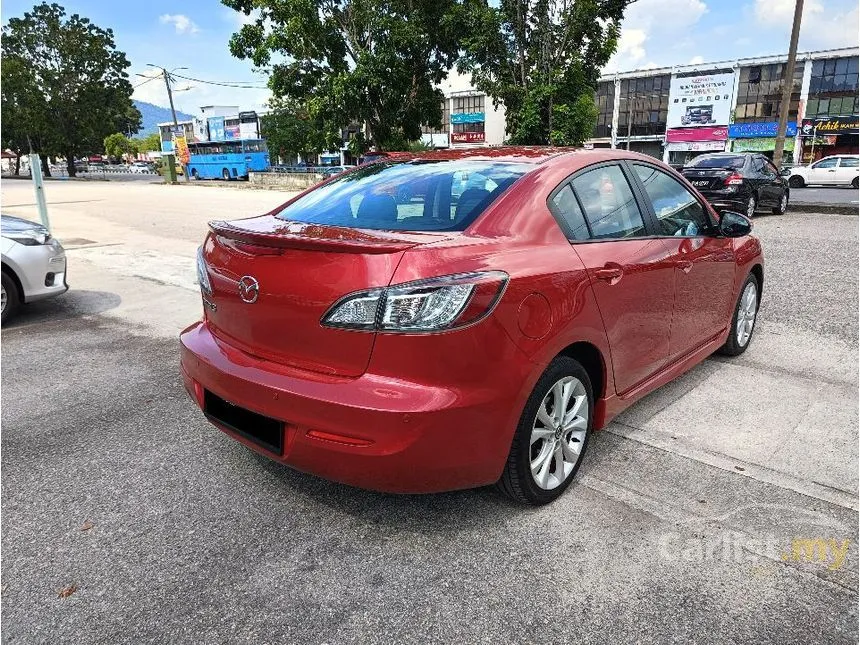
[173,135,190,165]
[224,124,241,140]
[668,71,735,129]
[207,116,226,141]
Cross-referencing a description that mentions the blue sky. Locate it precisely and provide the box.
[2,0,858,113]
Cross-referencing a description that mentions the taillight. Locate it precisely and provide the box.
[724,173,744,186]
[321,271,509,333]
[196,246,212,296]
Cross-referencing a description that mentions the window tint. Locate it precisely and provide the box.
[571,165,647,239]
[764,159,780,176]
[551,185,591,240]
[813,158,839,169]
[634,165,711,237]
[275,161,530,232]
[839,157,859,167]
[687,155,745,169]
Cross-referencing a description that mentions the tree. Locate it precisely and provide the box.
[223,0,467,151]
[135,133,163,154]
[0,57,43,174]
[460,0,631,145]
[104,133,137,162]
[261,98,340,162]
[1,3,142,176]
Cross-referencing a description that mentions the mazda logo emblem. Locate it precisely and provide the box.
[238,276,259,303]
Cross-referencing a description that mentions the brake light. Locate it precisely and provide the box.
[724,173,744,186]
[321,271,509,332]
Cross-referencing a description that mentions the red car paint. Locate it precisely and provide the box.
[180,147,763,493]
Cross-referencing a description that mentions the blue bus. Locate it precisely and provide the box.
[186,139,270,180]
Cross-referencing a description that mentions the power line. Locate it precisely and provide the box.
[132,74,161,89]
[170,72,268,89]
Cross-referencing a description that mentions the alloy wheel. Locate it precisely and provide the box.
[779,193,788,213]
[746,196,756,219]
[1,283,6,314]
[736,281,758,347]
[529,376,589,490]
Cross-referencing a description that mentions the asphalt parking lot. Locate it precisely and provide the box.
[1,180,858,644]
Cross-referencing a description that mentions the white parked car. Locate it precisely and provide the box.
[1,215,68,323]
[786,154,859,188]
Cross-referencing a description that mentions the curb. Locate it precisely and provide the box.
[788,203,857,215]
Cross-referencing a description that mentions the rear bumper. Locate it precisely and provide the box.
[179,321,529,493]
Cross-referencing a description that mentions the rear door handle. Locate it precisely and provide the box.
[593,264,623,284]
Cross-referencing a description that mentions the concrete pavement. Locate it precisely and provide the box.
[1,180,857,643]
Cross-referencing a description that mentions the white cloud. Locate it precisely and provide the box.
[688,55,705,65]
[605,0,708,72]
[751,0,858,51]
[159,14,200,35]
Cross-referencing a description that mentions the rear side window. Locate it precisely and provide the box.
[275,161,531,231]
[813,158,839,169]
[633,164,712,236]
[840,157,859,167]
[570,165,647,239]
[550,185,591,240]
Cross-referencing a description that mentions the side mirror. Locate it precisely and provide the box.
[719,211,752,237]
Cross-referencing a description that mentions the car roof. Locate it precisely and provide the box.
[377,146,581,165]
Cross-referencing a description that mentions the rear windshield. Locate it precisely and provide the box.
[686,155,746,170]
[275,160,532,231]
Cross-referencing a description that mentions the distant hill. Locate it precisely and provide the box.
[134,100,194,135]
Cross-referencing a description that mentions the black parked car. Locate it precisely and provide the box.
[680,153,789,218]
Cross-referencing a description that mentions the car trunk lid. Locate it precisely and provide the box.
[681,167,736,191]
[202,216,451,377]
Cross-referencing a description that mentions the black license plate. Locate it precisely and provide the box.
[204,390,284,455]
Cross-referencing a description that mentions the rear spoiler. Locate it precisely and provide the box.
[209,219,434,254]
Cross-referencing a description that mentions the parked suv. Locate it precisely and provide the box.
[680,152,789,218]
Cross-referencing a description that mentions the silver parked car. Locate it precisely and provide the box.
[1,215,68,323]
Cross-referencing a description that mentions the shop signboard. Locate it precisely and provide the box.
[730,137,795,152]
[728,122,798,138]
[667,71,735,129]
[451,132,485,143]
[666,126,728,143]
[451,112,485,124]
[800,116,859,136]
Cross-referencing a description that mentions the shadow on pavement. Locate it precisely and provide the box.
[3,289,121,329]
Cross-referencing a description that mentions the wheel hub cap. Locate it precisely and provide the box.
[529,376,589,490]
[736,282,757,346]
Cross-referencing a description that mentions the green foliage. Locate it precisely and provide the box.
[460,0,631,145]
[223,0,467,151]
[135,133,163,153]
[1,2,141,176]
[104,133,137,160]
[261,98,341,161]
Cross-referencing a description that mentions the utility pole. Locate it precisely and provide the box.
[773,0,803,170]
[146,64,188,182]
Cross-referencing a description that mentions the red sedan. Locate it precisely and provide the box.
[180,147,763,505]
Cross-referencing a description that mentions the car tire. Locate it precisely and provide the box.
[1,270,20,324]
[497,356,593,505]
[192,169,199,180]
[852,177,858,189]
[222,168,230,181]
[745,195,757,218]
[772,190,788,215]
[719,273,760,357]
[788,175,805,188]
